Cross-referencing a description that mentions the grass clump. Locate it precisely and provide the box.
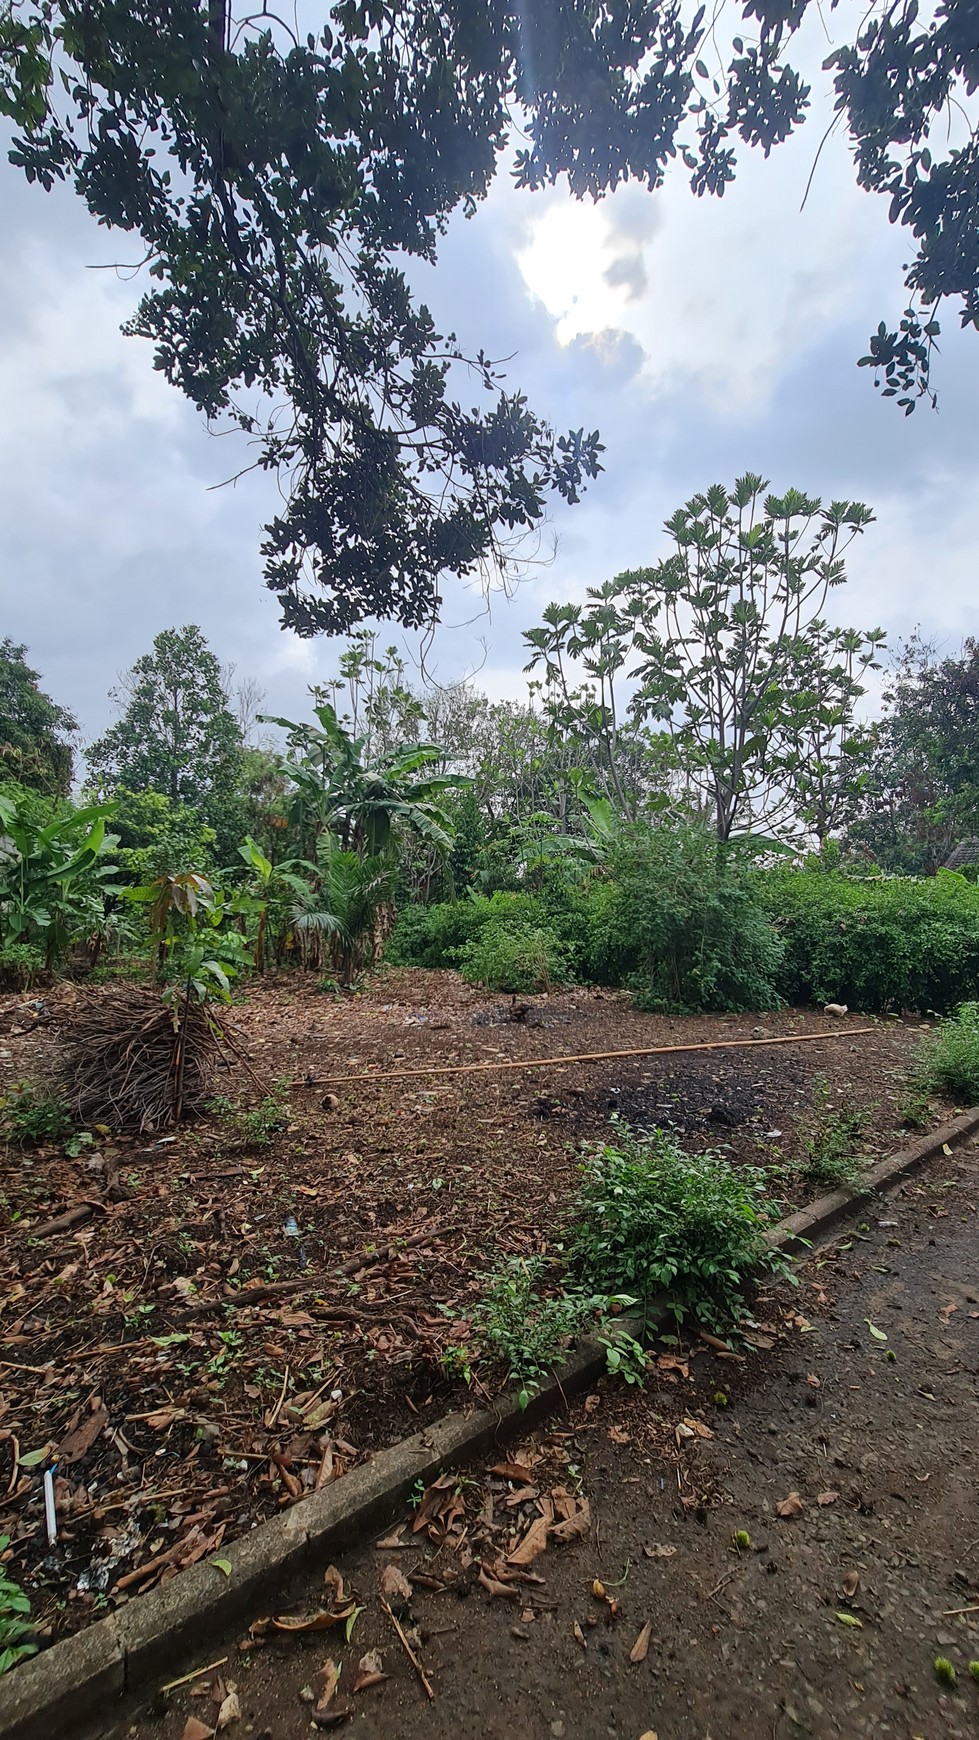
[207,1078,290,1148]
[917,1002,979,1104]
[802,1078,871,1189]
[568,1122,788,1334]
[457,920,571,994]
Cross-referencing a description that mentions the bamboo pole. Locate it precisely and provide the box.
[304,1025,877,1090]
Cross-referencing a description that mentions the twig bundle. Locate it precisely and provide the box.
[58,986,230,1132]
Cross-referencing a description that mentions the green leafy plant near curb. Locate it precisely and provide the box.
[802,1078,871,1189]
[469,1256,596,1408]
[917,1002,979,1104]
[568,1123,790,1334]
[0,1536,36,1676]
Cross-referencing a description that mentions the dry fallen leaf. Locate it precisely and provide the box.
[379,1563,413,1603]
[353,1649,387,1693]
[488,1461,535,1484]
[817,1490,839,1507]
[507,1514,550,1567]
[608,1425,631,1444]
[842,1570,861,1600]
[680,1416,713,1440]
[180,1721,215,1740]
[57,1407,109,1466]
[479,1566,520,1600]
[572,1620,587,1650]
[550,1499,591,1543]
[270,1610,353,1635]
[776,1492,805,1519]
[629,1621,653,1664]
[215,1686,240,1731]
[643,1543,676,1559]
[313,1660,339,1718]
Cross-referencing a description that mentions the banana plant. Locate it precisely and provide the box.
[234,835,317,971]
[0,792,119,968]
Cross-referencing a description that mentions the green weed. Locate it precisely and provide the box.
[569,1122,790,1334]
[917,1002,979,1104]
[802,1079,871,1189]
[0,1537,36,1677]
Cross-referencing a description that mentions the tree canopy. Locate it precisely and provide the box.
[2,2,976,635]
[0,637,78,796]
[86,625,243,848]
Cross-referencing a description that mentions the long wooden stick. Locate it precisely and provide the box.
[305,1026,876,1089]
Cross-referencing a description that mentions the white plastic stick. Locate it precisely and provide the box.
[43,1466,57,1546]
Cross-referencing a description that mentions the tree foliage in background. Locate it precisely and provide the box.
[0,638,78,797]
[848,635,979,873]
[87,626,244,853]
[526,477,883,843]
[3,3,977,636]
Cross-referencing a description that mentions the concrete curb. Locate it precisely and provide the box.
[2,1108,977,1740]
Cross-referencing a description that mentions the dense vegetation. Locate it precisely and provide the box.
[3,480,979,1017]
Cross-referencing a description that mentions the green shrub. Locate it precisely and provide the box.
[1,1080,74,1146]
[917,1002,979,1103]
[569,1124,788,1332]
[0,1537,36,1677]
[471,1256,594,1405]
[386,890,550,969]
[802,1078,870,1188]
[588,824,784,1012]
[458,919,572,993]
[760,868,979,1013]
[0,943,45,990]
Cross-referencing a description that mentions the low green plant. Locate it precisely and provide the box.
[0,1538,36,1676]
[0,943,45,990]
[897,1081,933,1130]
[917,1002,979,1104]
[568,1122,789,1334]
[457,920,572,993]
[439,1344,473,1385]
[600,1326,647,1386]
[934,1656,956,1686]
[0,1080,73,1146]
[802,1078,871,1188]
[207,1078,290,1148]
[470,1256,594,1407]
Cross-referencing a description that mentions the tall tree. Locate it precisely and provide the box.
[87,626,244,846]
[0,638,78,796]
[2,3,975,632]
[526,477,883,843]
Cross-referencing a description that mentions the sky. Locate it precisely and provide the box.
[2,16,978,757]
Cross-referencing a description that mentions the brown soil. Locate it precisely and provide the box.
[0,970,949,1648]
[116,1136,979,1740]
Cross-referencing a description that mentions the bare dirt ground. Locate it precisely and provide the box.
[116,1136,979,1740]
[0,969,950,1648]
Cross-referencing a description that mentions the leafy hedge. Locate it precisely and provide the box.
[759,868,979,1013]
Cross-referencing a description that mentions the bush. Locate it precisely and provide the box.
[470,1256,594,1405]
[917,1002,979,1103]
[386,890,550,969]
[458,920,572,993]
[588,824,784,1012]
[569,1123,788,1332]
[0,943,45,990]
[761,868,979,1013]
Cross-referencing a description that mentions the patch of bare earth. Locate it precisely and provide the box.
[0,969,949,1649]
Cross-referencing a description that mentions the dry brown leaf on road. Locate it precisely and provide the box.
[488,1461,536,1484]
[353,1649,387,1693]
[479,1566,521,1600]
[842,1570,861,1600]
[817,1490,839,1507]
[379,1563,413,1603]
[550,1499,591,1543]
[507,1513,550,1567]
[57,1406,109,1465]
[630,1621,653,1664]
[179,1721,214,1740]
[776,1492,805,1518]
[573,1620,587,1650]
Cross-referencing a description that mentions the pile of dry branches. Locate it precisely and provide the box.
[58,985,231,1132]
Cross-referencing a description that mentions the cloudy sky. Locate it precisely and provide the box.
[3,17,978,755]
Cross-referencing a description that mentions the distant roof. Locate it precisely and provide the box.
[944,839,979,870]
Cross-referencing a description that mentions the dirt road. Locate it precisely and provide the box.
[117,1144,979,1740]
